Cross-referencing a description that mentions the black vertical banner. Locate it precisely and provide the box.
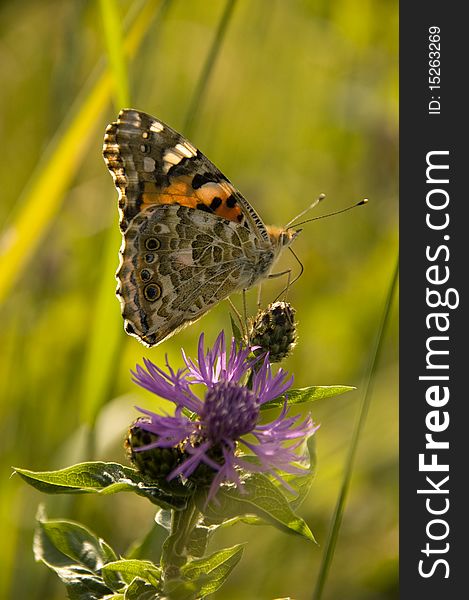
[400,3,468,597]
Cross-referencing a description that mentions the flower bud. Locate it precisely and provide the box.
[125,418,185,489]
[249,301,298,362]
[186,443,225,487]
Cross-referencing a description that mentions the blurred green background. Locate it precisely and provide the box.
[0,0,397,598]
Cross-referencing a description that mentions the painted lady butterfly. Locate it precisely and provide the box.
[103,109,299,347]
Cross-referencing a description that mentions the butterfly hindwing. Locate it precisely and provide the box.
[117,203,266,346]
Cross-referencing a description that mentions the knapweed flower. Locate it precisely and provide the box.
[130,331,318,501]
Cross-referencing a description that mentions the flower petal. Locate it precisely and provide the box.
[135,407,195,447]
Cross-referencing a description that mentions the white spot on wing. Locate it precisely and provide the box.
[150,121,164,133]
[175,249,194,267]
[126,156,138,183]
[164,150,182,165]
[185,141,197,155]
[162,149,184,173]
[196,182,223,202]
[143,157,156,172]
[158,223,171,234]
[175,142,196,158]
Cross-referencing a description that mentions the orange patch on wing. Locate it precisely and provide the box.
[140,179,198,210]
[195,181,243,222]
[139,177,243,223]
[212,203,242,222]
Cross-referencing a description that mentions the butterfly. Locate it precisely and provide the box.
[102,109,299,347]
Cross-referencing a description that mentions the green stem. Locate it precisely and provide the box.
[183,0,238,137]
[312,255,399,600]
[162,497,200,580]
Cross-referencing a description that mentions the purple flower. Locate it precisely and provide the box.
[131,331,318,500]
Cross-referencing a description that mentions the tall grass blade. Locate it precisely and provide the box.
[312,255,399,600]
[99,0,130,108]
[79,0,132,433]
[80,0,172,430]
[0,0,161,305]
[183,0,238,136]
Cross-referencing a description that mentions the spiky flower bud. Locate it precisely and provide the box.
[187,444,225,488]
[249,301,298,362]
[125,419,225,491]
[125,418,185,490]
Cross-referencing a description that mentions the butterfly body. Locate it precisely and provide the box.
[103,109,298,347]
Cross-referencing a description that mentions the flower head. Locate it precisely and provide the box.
[130,331,317,501]
[249,301,298,362]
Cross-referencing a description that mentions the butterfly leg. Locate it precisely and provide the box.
[268,269,293,302]
[256,283,262,310]
[281,269,292,302]
[242,289,248,324]
[268,269,292,279]
[242,289,251,344]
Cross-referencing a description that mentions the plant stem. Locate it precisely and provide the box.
[312,255,399,599]
[162,497,200,580]
[183,0,238,137]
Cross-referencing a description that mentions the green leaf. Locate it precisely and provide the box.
[186,524,213,558]
[124,578,160,599]
[14,461,189,510]
[33,508,119,599]
[125,521,167,562]
[162,577,201,600]
[102,560,161,589]
[202,474,316,542]
[180,544,245,597]
[285,435,317,510]
[235,436,318,519]
[155,509,172,532]
[261,385,355,410]
[229,313,243,344]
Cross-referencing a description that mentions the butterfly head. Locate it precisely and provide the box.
[267,225,301,250]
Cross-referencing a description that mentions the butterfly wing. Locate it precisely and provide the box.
[103,109,269,240]
[103,109,275,346]
[117,203,272,346]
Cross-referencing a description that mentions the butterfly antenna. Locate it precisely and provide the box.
[285,193,326,228]
[293,198,368,228]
